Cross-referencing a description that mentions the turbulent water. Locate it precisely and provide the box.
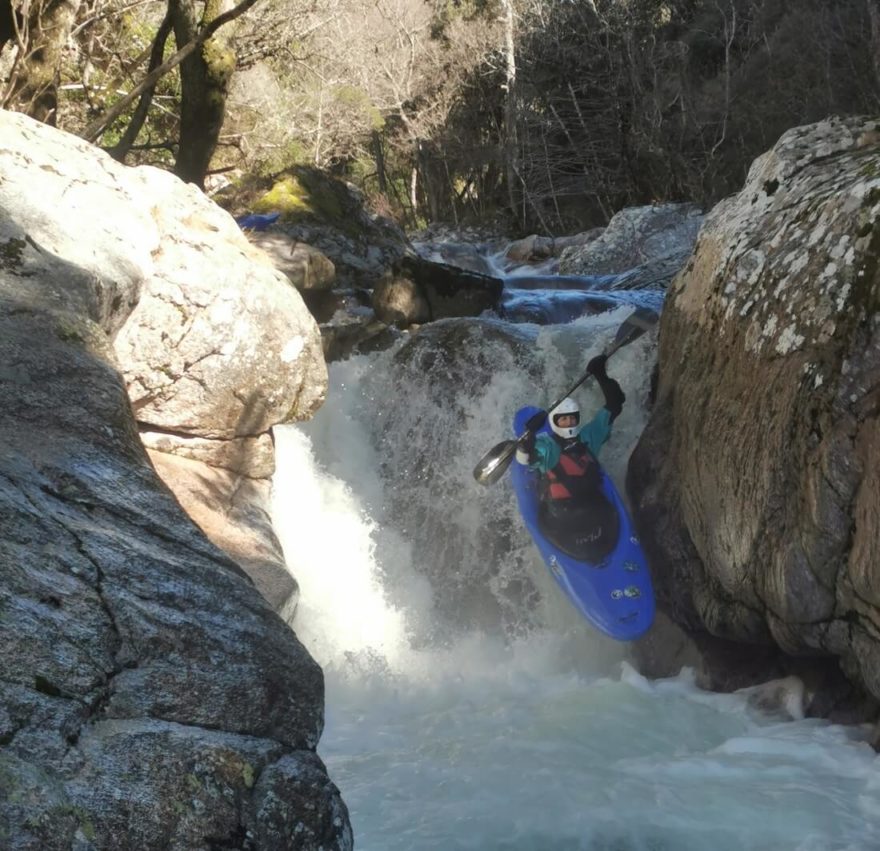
[271,308,879,851]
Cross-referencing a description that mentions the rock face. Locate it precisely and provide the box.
[390,255,504,320]
[559,202,704,273]
[247,233,337,292]
[628,117,880,709]
[504,229,603,264]
[372,274,431,326]
[1,109,328,617]
[0,112,350,847]
[113,190,326,440]
[243,166,411,288]
[559,204,703,290]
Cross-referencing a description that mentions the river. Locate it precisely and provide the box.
[271,302,879,851]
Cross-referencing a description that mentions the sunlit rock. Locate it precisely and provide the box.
[559,203,703,284]
[225,165,411,287]
[139,430,275,478]
[505,229,603,264]
[0,108,331,610]
[629,116,880,709]
[505,233,556,263]
[112,177,326,439]
[0,112,350,847]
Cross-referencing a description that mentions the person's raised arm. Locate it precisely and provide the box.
[586,354,625,422]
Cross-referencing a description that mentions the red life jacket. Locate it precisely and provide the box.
[545,441,602,501]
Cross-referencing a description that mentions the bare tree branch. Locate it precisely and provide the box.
[84,0,261,142]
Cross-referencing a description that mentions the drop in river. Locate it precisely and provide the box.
[271,306,879,851]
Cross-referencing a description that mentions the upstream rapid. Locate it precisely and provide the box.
[271,304,880,851]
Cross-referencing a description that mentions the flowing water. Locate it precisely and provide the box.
[271,307,879,851]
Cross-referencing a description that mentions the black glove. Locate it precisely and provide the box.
[588,355,625,420]
[601,378,625,421]
[586,354,608,379]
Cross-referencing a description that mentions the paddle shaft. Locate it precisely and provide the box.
[519,318,643,444]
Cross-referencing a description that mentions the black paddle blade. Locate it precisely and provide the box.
[473,439,517,485]
[607,306,658,353]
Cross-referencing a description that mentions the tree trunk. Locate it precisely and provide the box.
[7,0,83,125]
[108,8,173,163]
[869,0,880,93]
[410,162,419,217]
[500,0,519,225]
[372,130,387,195]
[169,0,237,188]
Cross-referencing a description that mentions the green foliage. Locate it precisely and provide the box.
[54,317,88,346]
[17,0,879,235]
[252,139,314,178]
[53,3,180,168]
[332,85,384,131]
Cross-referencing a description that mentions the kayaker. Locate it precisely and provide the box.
[515,355,625,560]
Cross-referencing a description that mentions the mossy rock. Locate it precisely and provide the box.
[236,166,365,238]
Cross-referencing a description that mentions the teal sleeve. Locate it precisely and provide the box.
[578,408,613,456]
[529,434,561,473]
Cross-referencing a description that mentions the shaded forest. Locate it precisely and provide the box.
[3,0,880,232]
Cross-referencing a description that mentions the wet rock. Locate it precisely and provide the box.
[321,316,400,363]
[147,451,298,619]
[373,274,431,326]
[394,255,503,320]
[140,430,275,478]
[0,109,329,616]
[505,229,603,264]
[413,240,498,275]
[741,676,806,719]
[301,288,371,325]
[601,249,697,291]
[504,234,556,263]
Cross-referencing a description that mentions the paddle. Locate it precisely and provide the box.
[472,306,659,486]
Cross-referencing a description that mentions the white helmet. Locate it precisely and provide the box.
[549,397,580,439]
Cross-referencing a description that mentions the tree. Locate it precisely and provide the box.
[1,0,85,124]
[77,0,261,187]
[168,0,237,186]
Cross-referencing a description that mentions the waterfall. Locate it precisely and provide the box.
[270,308,880,851]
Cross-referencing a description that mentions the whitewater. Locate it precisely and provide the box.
[271,307,879,851]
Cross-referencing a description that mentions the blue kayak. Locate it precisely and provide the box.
[511,406,655,640]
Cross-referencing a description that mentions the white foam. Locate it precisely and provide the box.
[270,313,880,851]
